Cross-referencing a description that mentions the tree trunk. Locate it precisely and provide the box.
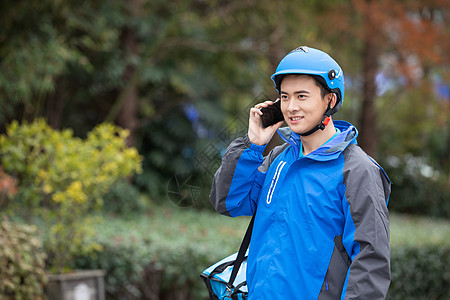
[358,0,379,158]
[116,0,143,147]
[47,78,64,129]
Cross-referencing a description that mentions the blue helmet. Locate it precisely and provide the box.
[271,46,345,111]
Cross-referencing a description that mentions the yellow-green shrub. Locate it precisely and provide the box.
[0,217,47,299]
[0,119,142,273]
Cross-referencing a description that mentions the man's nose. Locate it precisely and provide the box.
[287,99,299,112]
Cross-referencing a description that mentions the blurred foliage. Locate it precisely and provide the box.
[384,157,450,218]
[378,83,450,175]
[69,206,450,299]
[103,181,148,215]
[389,214,450,298]
[377,82,450,217]
[135,103,224,209]
[0,1,447,298]
[388,246,450,299]
[0,167,18,210]
[0,0,448,214]
[0,119,142,273]
[0,217,47,300]
[72,204,250,299]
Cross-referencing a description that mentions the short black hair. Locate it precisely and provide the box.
[310,75,331,99]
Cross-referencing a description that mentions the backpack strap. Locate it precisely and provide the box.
[228,210,256,288]
[227,141,288,290]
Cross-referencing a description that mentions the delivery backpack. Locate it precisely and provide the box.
[200,212,255,300]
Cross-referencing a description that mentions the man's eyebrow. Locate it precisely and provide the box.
[280,90,310,94]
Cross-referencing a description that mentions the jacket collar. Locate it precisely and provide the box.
[276,120,358,161]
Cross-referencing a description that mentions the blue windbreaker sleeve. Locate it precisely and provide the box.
[341,144,391,300]
[209,134,267,217]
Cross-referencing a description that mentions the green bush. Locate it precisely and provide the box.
[0,119,142,273]
[0,167,18,212]
[102,181,148,215]
[389,175,450,218]
[383,157,450,218]
[68,207,450,300]
[72,240,149,298]
[135,105,223,210]
[72,205,248,299]
[0,217,47,300]
[388,245,450,300]
[388,213,450,299]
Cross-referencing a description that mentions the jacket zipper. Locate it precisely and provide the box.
[266,161,286,204]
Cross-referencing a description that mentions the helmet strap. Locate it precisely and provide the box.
[299,99,335,137]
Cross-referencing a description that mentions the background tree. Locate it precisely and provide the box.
[321,0,448,157]
[0,0,448,211]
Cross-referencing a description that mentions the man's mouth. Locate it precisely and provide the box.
[290,116,304,121]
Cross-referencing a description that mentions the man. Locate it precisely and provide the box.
[210,46,391,299]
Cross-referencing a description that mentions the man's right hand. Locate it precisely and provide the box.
[248,99,284,146]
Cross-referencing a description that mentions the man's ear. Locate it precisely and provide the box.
[328,93,337,108]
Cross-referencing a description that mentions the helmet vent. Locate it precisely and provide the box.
[291,46,309,53]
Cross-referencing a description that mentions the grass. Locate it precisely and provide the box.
[97,203,450,250]
[390,212,450,247]
[95,203,252,263]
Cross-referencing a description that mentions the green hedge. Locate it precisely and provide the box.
[387,213,450,299]
[389,174,450,218]
[388,246,450,299]
[67,205,450,300]
[72,205,249,299]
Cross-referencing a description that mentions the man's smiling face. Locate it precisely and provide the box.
[280,75,331,135]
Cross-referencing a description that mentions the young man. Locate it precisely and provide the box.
[210,46,391,299]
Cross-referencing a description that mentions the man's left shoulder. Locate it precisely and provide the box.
[342,144,390,182]
[342,144,391,207]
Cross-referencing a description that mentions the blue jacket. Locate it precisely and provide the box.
[210,121,391,299]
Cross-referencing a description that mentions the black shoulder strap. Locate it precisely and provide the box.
[228,210,256,288]
[227,138,286,288]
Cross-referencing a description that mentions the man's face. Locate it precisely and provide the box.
[280,75,329,135]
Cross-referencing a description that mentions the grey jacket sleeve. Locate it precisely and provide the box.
[342,144,391,299]
[210,134,288,217]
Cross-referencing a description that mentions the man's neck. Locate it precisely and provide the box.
[300,119,337,156]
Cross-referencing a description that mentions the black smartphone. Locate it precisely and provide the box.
[260,100,284,128]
